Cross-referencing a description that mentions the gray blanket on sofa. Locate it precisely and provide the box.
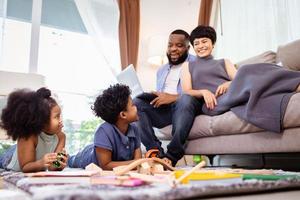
[203,63,300,133]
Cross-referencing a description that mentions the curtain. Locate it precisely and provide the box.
[118,0,140,70]
[198,0,214,25]
[214,0,300,63]
[75,0,121,74]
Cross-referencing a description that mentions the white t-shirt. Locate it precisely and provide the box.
[163,64,181,94]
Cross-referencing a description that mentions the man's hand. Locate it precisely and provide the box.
[215,81,231,97]
[200,89,217,110]
[150,92,178,108]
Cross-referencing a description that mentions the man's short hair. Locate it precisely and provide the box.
[170,29,190,41]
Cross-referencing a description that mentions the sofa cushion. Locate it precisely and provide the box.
[185,129,300,155]
[276,39,300,71]
[236,51,277,68]
[283,93,300,127]
[158,93,300,140]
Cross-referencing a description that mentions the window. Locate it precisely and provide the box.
[0,0,120,154]
[0,0,32,73]
[37,25,116,154]
[215,0,300,63]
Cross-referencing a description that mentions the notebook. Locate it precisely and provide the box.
[116,65,159,102]
[25,170,100,177]
[174,171,243,185]
[116,64,144,98]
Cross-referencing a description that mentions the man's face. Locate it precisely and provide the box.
[167,34,189,65]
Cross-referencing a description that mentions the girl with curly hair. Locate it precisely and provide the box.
[0,87,67,172]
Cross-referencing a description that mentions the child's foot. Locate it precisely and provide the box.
[145,149,160,158]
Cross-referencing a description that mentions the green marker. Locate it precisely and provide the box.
[243,174,299,181]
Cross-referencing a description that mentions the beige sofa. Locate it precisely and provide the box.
[158,39,300,168]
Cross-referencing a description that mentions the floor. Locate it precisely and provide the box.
[204,190,300,200]
[1,186,300,200]
[1,155,300,199]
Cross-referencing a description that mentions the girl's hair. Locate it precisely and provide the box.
[0,87,57,140]
[190,25,217,46]
[92,84,131,124]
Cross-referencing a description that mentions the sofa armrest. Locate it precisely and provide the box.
[236,51,277,68]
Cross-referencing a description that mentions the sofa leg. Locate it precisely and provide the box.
[207,155,215,166]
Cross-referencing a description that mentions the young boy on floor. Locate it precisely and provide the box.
[68,84,142,170]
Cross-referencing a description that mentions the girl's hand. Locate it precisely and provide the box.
[52,154,68,171]
[200,89,217,110]
[57,149,68,170]
[41,153,57,169]
[215,81,231,97]
[48,149,68,171]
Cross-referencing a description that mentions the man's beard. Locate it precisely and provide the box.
[167,51,188,65]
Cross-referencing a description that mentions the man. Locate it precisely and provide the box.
[134,29,196,166]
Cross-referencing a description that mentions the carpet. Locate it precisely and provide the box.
[2,170,300,200]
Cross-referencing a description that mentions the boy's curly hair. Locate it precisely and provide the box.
[0,87,57,140]
[92,84,131,124]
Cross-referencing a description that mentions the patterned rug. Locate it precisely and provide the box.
[2,170,300,200]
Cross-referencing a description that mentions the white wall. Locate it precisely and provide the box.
[138,0,200,91]
[0,128,8,140]
[0,71,45,95]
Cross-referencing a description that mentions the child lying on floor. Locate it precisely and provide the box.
[0,88,67,172]
[68,84,142,170]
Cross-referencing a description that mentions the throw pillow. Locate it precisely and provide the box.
[276,39,300,71]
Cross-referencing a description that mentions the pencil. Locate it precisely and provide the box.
[175,160,206,185]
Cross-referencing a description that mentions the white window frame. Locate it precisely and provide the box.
[28,0,42,73]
